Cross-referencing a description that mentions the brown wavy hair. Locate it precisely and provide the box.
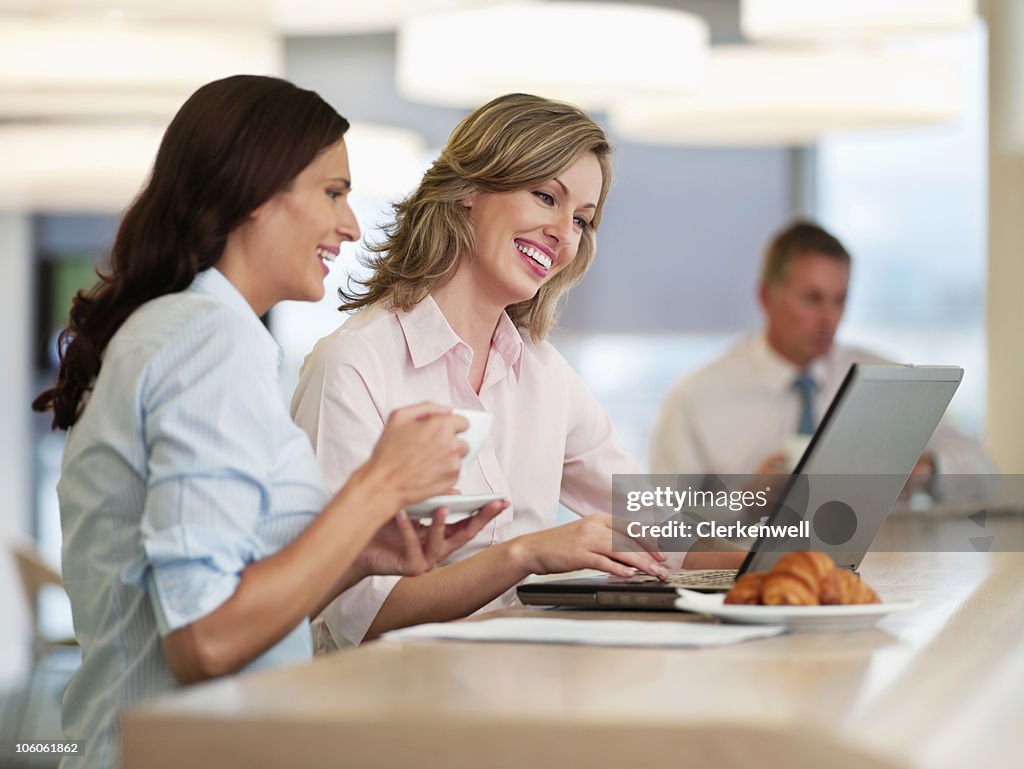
[33,75,349,429]
[339,93,613,341]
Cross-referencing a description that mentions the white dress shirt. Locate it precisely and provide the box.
[649,335,995,502]
[291,296,640,646]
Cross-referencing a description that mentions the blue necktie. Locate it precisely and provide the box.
[794,372,817,435]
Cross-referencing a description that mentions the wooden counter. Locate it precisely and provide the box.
[121,518,1024,769]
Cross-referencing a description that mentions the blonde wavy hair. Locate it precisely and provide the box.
[339,93,613,341]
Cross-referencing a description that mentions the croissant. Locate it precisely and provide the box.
[821,568,880,605]
[761,551,833,606]
[761,572,819,606]
[776,551,835,581]
[723,572,767,605]
[724,551,881,606]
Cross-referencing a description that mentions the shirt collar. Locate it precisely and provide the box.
[190,268,283,369]
[397,295,464,369]
[396,295,524,381]
[491,310,525,381]
[753,333,828,392]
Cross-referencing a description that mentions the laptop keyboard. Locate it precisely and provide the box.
[610,569,738,589]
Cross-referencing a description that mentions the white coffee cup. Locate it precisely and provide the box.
[782,434,812,471]
[452,408,493,477]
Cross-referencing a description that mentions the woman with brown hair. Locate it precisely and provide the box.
[34,75,501,769]
[292,93,745,649]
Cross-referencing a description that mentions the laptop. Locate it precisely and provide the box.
[518,363,963,609]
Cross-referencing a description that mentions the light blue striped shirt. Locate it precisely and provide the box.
[57,268,328,768]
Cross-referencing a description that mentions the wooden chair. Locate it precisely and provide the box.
[7,543,77,742]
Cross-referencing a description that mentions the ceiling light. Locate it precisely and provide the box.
[0,122,166,213]
[609,46,963,147]
[2,0,263,24]
[272,0,497,35]
[0,17,281,120]
[397,1,709,110]
[741,0,976,41]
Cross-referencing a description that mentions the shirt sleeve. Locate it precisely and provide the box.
[557,359,640,517]
[291,334,388,491]
[140,316,278,635]
[925,418,998,502]
[558,358,697,567]
[290,334,398,645]
[649,380,708,475]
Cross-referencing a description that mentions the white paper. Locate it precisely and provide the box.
[383,616,785,647]
[674,588,729,611]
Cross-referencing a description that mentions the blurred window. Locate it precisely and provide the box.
[816,26,987,433]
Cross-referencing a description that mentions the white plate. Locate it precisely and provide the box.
[674,589,917,632]
[404,493,506,519]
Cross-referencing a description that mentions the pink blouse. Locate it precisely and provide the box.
[290,296,639,644]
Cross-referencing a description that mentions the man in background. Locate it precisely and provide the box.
[649,220,995,502]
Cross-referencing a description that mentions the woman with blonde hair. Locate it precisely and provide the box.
[292,93,743,647]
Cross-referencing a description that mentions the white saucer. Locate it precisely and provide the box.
[674,589,917,632]
[404,493,506,519]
